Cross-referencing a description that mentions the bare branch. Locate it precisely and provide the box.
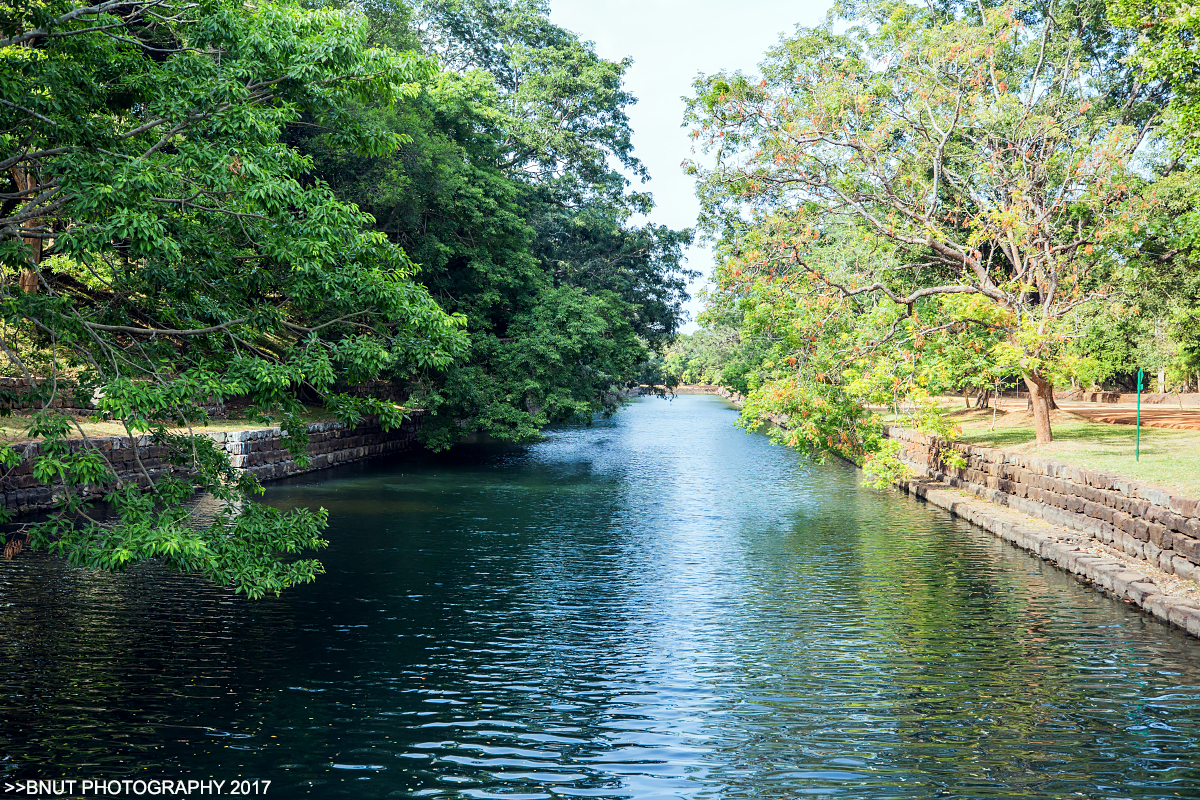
[83,318,250,336]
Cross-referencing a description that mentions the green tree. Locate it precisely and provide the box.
[0,0,466,595]
[298,0,694,446]
[687,0,1162,448]
[1111,0,1200,151]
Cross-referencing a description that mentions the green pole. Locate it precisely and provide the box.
[1137,367,1143,462]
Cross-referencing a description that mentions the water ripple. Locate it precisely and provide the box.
[2,396,1200,798]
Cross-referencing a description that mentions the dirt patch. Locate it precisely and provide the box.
[1068,407,1200,431]
[947,407,1089,430]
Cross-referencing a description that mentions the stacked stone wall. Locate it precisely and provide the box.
[211,415,423,482]
[0,377,95,412]
[0,413,424,514]
[887,426,1200,582]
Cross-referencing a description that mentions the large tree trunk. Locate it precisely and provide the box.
[10,167,42,293]
[1023,372,1054,444]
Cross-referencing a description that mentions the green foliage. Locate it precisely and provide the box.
[1099,167,1200,390]
[656,328,742,387]
[685,0,1167,458]
[1111,0,1200,151]
[297,0,695,445]
[0,0,468,594]
[0,0,693,593]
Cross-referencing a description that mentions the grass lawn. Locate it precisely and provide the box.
[892,406,1200,498]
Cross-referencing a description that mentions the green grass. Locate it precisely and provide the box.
[933,409,1200,498]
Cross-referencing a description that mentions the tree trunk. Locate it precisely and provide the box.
[1023,372,1054,444]
[975,388,991,409]
[963,388,971,409]
[10,167,42,293]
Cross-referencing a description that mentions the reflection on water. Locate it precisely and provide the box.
[2,395,1200,798]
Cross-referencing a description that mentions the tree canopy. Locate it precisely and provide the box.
[684,0,1194,476]
[296,0,694,447]
[1,0,693,593]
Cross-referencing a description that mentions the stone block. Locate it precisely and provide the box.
[1175,535,1200,563]
[1089,563,1119,593]
[1158,510,1189,535]
[1173,557,1196,581]
[1143,488,1172,509]
[1114,532,1144,559]
[1169,496,1199,519]
[1125,579,1158,605]
[1145,540,1162,564]
[1144,593,1175,621]
[1165,598,1200,633]
[1183,606,1200,639]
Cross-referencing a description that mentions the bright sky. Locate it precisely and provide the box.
[548,1,835,332]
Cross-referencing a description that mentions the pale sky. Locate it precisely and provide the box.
[548,1,835,332]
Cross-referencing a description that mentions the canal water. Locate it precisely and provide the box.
[2,395,1200,798]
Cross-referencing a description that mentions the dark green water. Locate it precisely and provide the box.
[3,395,1200,799]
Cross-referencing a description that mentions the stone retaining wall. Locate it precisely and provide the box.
[0,377,94,412]
[895,478,1200,639]
[0,413,424,514]
[210,414,424,482]
[887,426,1200,583]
